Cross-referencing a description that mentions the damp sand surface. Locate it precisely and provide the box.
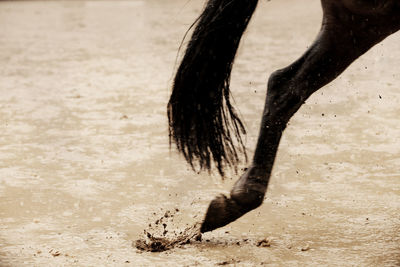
[1,0,400,266]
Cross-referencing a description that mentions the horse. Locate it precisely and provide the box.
[167,0,400,233]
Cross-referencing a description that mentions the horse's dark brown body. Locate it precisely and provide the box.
[168,0,400,233]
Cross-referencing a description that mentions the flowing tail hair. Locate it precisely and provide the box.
[168,0,259,176]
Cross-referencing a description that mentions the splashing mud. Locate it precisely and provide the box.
[134,209,202,252]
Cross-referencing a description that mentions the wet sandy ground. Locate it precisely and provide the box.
[1,0,400,266]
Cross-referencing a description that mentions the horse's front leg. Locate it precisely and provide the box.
[200,7,394,233]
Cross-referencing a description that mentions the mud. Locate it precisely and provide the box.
[134,210,201,252]
[133,210,274,253]
[1,0,400,266]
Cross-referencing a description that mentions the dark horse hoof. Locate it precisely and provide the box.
[200,194,245,233]
[200,169,268,233]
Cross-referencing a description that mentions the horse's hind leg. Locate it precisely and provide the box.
[201,5,400,233]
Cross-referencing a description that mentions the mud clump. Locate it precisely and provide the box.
[134,209,202,252]
[256,238,271,247]
[217,259,241,265]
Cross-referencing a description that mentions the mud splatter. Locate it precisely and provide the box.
[134,209,202,252]
[256,238,271,247]
[217,259,241,265]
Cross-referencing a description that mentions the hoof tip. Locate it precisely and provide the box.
[200,194,246,233]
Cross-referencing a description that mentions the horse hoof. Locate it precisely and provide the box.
[200,194,245,233]
[200,169,268,233]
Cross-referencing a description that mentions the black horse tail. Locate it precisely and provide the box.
[168,0,259,176]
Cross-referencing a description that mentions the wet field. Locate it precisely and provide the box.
[0,0,399,266]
